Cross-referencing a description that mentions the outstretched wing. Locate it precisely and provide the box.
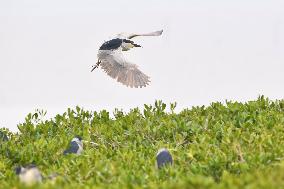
[116,30,163,39]
[127,30,163,39]
[98,50,150,88]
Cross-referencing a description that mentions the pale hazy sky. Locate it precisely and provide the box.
[1,0,284,131]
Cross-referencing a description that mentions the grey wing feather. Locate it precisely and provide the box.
[156,150,173,169]
[99,50,150,88]
[64,141,79,155]
[128,30,163,39]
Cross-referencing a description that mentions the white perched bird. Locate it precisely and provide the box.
[15,164,43,185]
[91,30,163,88]
[63,136,83,155]
[156,148,173,169]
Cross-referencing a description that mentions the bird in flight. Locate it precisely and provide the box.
[91,30,163,88]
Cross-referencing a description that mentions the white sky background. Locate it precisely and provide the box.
[1,0,284,131]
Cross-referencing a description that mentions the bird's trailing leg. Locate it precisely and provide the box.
[91,60,101,72]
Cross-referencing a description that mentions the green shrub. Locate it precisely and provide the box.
[1,96,284,188]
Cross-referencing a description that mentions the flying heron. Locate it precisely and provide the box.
[91,30,163,88]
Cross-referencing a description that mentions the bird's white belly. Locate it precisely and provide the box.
[97,49,126,66]
[97,50,113,59]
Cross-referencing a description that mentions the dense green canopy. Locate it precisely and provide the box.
[1,96,284,189]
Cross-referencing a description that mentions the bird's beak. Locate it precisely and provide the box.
[133,43,142,47]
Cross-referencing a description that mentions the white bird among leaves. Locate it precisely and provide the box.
[91,30,163,88]
[15,164,43,185]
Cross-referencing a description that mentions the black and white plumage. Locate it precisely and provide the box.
[91,30,163,88]
[15,164,42,185]
[63,136,83,155]
[156,148,173,169]
[99,39,141,51]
